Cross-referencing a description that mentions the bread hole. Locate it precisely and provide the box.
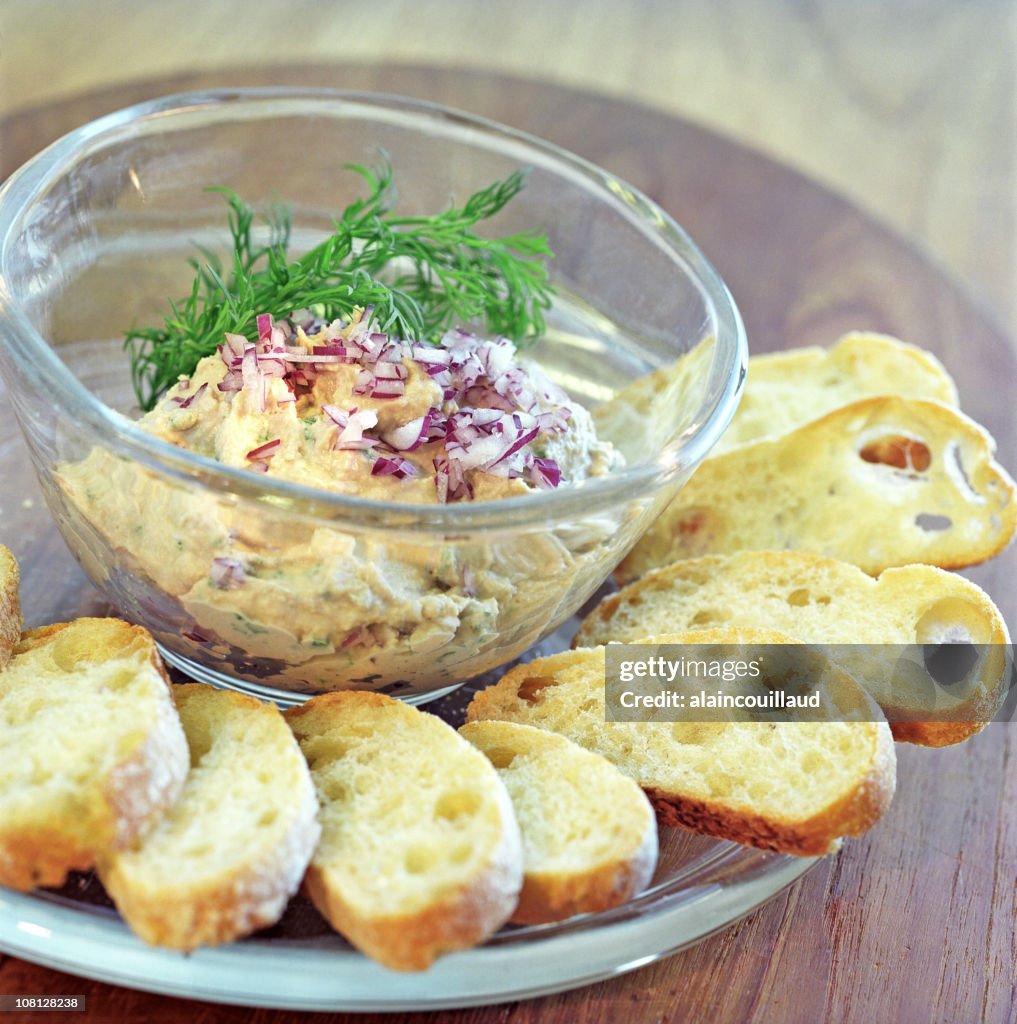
[434,790,481,821]
[858,434,931,473]
[707,775,732,799]
[671,723,727,745]
[405,845,436,875]
[690,609,725,626]
[450,845,472,865]
[319,737,353,761]
[915,512,952,532]
[517,676,554,704]
[300,735,351,769]
[50,621,125,671]
[101,667,139,692]
[483,747,518,770]
[185,720,216,768]
[673,509,706,538]
[319,776,351,803]
[801,751,826,774]
[815,595,831,606]
[257,809,279,828]
[923,643,979,686]
[915,598,991,645]
[786,588,810,607]
[946,442,980,501]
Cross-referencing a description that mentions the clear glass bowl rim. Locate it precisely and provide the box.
[0,87,747,535]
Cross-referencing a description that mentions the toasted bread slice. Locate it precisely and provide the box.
[712,332,958,455]
[579,550,1011,746]
[99,684,319,950]
[284,692,522,971]
[592,332,957,460]
[0,618,188,891]
[591,335,716,462]
[459,719,658,924]
[466,639,896,857]
[618,396,1016,581]
[0,544,22,669]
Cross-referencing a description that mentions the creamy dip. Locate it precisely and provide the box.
[143,309,619,502]
[61,310,626,693]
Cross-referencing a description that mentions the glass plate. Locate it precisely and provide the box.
[0,369,817,1010]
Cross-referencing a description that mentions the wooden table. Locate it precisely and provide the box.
[1,65,1015,1024]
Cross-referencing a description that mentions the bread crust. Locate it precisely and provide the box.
[510,825,658,925]
[0,545,22,670]
[0,827,100,891]
[301,832,521,972]
[645,720,896,856]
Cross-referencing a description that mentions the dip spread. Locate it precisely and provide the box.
[145,308,619,502]
[61,310,625,693]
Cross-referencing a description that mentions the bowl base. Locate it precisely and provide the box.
[156,646,465,709]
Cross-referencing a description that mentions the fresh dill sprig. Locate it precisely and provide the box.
[124,157,555,411]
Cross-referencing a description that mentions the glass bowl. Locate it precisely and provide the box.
[0,88,745,704]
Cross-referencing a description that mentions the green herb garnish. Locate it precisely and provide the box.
[125,157,555,411]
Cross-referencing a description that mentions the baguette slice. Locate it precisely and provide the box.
[466,639,895,857]
[579,550,1011,746]
[284,692,523,971]
[592,332,958,460]
[618,396,1017,582]
[459,720,658,924]
[711,331,958,455]
[98,684,320,950]
[0,544,22,669]
[0,618,188,890]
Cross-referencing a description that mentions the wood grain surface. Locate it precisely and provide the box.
[2,0,1015,336]
[0,64,1015,1024]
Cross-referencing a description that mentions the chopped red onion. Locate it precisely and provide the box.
[172,381,208,409]
[434,454,472,503]
[223,333,247,359]
[486,425,539,470]
[312,345,352,359]
[384,408,442,451]
[210,312,578,497]
[325,406,380,450]
[531,457,561,489]
[210,557,246,589]
[256,313,273,342]
[241,344,261,407]
[339,626,375,649]
[374,362,408,381]
[371,455,418,479]
[246,438,281,461]
[370,381,406,399]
